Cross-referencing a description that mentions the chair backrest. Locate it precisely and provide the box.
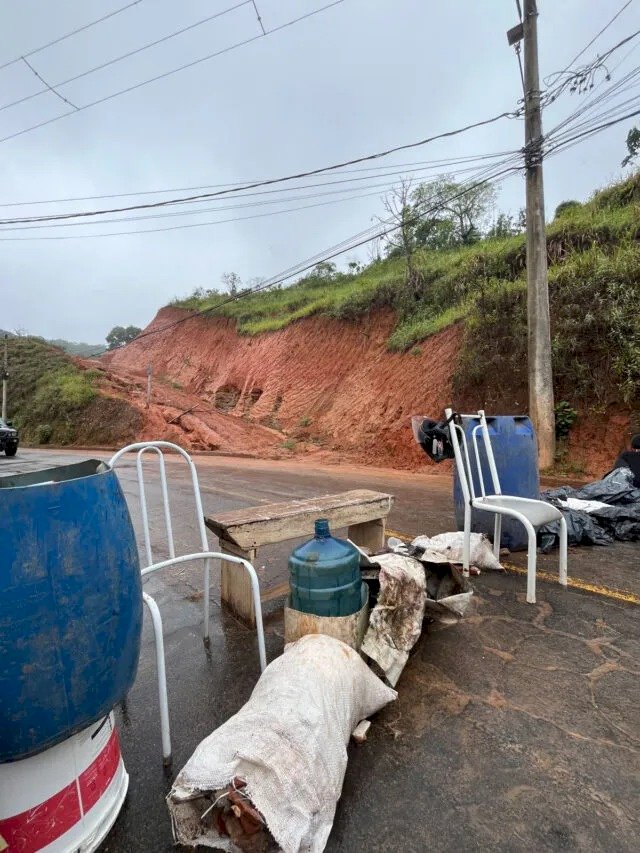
[445,409,502,502]
[109,441,210,569]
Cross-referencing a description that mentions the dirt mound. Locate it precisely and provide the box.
[102,307,629,475]
[103,308,462,468]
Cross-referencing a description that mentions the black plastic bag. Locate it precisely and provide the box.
[539,466,640,550]
[573,467,640,506]
[539,504,613,553]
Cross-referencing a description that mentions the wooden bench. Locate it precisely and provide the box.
[205,489,394,626]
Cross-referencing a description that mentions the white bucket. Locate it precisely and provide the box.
[0,712,128,852]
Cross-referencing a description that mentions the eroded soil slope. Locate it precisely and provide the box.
[104,308,462,468]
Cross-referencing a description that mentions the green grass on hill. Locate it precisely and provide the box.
[171,171,640,408]
[5,337,141,445]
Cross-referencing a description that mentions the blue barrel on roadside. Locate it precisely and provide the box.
[0,459,142,762]
[453,415,540,551]
[289,518,362,617]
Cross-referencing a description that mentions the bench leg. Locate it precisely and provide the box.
[348,518,386,555]
[220,539,257,628]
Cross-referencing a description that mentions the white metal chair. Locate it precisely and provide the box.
[445,408,568,604]
[109,441,266,765]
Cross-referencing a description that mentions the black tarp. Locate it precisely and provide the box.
[539,467,640,552]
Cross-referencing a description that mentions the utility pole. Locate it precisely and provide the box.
[509,0,555,468]
[2,335,8,422]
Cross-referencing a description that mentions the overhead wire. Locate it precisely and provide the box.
[0,0,145,72]
[0,111,518,224]
[551,0,635,80]
[546,47,640,137]
[59,155,526,362]
[0,1,346,146]
[0,153,525,232]
[82,157,524,349]
[0,186,425,241]
[0,150,518,209]
[20,57,79,111]
[0,1,252,114]
[66,94,637,354]
[544,104,640,156]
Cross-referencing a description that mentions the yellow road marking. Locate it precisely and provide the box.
[385,528,640,606]
[502,561,640,606]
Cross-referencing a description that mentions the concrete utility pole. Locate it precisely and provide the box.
[2,335,8,422]
[523,0,555,468]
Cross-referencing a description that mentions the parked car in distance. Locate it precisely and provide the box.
[0,418,19,456]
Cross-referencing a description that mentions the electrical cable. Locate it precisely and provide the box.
[68,156,526,358]
[0,154,525,232]
[0,111,518,224]
[544,105,640,156]
[0,1,252,114]
[0,150,517,209]
[0,0,145,72]
[552,0,635,79]
[0,186,429,241]
[0,1,346,147]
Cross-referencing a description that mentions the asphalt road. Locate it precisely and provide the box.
[2,448,639,852]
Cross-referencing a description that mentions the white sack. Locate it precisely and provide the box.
[167,634,397,853]
[560,497,610,514]
[412,532,503,571]
[361,553,427,687]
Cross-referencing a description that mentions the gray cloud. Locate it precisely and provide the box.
[1,0,636,342]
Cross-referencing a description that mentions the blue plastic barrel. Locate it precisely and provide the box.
[453,415,540,551]
[0,459,142,762]
[289,519,362,617]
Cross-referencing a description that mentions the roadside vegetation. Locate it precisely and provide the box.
[171,170,640,411]
[5,336,141,445]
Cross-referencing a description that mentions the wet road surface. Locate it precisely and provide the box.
[2,448,638,852]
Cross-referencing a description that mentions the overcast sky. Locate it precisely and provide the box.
[1,0,637,343]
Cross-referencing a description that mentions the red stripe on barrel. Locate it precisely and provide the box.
[80,730,121,813]
[0,729,121,852]
[0,782,81,852]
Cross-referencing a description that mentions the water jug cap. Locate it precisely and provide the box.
[314,518,330,538]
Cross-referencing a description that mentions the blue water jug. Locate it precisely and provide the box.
[0,459,142,762]
[453,415,540,551]
[289,519,362,617]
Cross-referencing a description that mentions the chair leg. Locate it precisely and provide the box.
[463,504,471,578]
[493,515,502,559]
[524,519,538,604]
[558,516,568,587]
[143,592,172,766]
[203,557,211,645]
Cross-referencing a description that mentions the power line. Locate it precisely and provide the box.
[0,111,516,224]
[0,156,526,237]
[0,186,418,241]
[542,29,640,107]
[0,150,517,209]
[544,104,640,156]
[76,98,639,356]
[557,0,635,76]
[0,1,252,114]
[72,157,524,358]
[251,0,266,36]
[0,1,346,147]
[0,0,144,72]
[546,43,640,137]
[20,57,79,111]
[0,153,524,231]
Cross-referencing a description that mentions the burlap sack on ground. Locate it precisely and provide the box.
[167,634,397,853]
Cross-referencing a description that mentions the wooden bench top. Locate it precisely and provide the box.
[205,489,394,550]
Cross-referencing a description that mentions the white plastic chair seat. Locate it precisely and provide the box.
[473,495,563,527]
